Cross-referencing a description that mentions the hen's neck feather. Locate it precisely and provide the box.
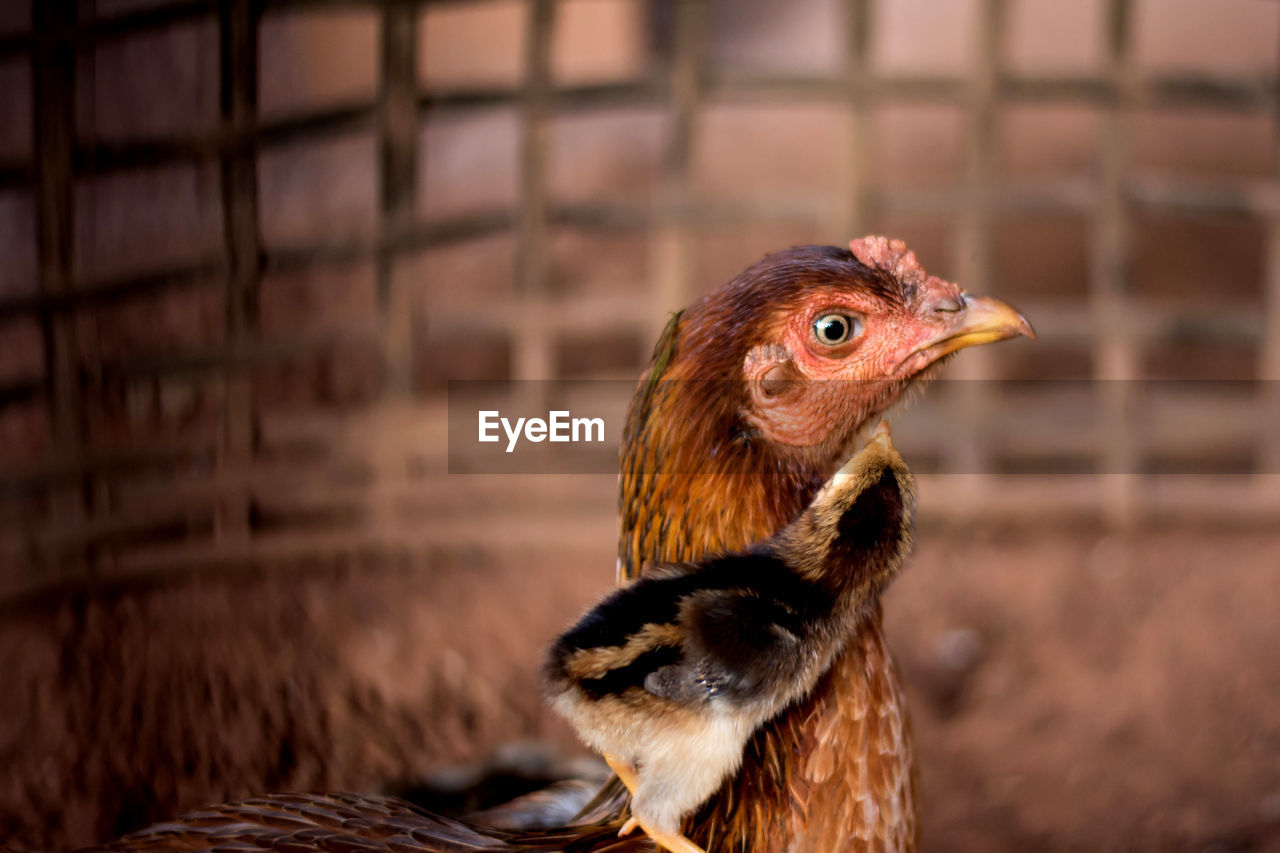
[619,305,827,577]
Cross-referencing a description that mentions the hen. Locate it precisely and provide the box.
[612,236,1031,852]
[83,237,1031,852]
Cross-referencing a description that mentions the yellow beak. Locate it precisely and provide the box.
[911,294,1035,363]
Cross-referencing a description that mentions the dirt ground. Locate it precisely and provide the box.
[1,522,1277,852]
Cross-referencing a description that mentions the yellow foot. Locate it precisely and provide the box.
[640,826,708,853]
[617,816,638,837]
[602,752,639,796]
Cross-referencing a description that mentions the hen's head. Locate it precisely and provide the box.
[668,236,1033,463]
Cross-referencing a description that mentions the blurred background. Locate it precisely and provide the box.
[1,0,1279,849]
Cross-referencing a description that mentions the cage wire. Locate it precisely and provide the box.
[0,0,1279,598]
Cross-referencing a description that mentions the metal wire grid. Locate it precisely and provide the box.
[1,0,1279,592]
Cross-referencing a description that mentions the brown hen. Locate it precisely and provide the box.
[614,236,1031,852]
[83,237,1031,853]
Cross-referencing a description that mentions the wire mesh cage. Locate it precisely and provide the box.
[1,0,1279,612]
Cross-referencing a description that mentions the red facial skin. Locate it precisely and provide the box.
[740,272,974,448]
[731,237,1032,452]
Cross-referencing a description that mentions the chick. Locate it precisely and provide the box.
[543,422,916,853]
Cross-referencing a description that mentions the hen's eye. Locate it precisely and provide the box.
[812,313,862,346]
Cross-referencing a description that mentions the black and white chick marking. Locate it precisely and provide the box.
[543,421,917,853]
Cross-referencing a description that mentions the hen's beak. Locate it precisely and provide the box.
[908,294,1035,365]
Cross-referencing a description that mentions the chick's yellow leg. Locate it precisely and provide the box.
[634,823,707,853]
[600,754,705,850]
[603,753,643,838]
[602,752,638,795]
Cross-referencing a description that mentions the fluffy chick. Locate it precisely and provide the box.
[544,422,916,853]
